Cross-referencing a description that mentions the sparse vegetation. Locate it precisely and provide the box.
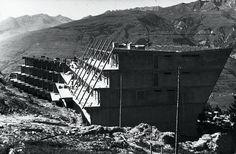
[1,0,236,153]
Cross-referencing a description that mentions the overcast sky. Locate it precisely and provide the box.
[0,0,195,21]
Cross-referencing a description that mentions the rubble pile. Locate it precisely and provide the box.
[0,122,173,153]
[0,80,235,153]
[111,123,175,153]
[181,132,235,153]
[197,110,235,134]
[0,80,175,153]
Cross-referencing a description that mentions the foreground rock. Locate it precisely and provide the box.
[0,82,235,153]
[0,81,174,153]
[181,132,236,153]
[1,117,236,153]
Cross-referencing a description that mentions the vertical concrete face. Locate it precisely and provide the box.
[88,48,232,137]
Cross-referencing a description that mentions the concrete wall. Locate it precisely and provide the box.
[87,103,203,135]
[89,48,231,137]
[17,73,57,92]
[23,57,70,73]
[12,79,51,100]
[99,86,212,107]
[21,65,64,83]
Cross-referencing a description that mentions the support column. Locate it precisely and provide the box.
[119,73,122,127]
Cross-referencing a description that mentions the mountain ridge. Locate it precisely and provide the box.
[0,14,72,41]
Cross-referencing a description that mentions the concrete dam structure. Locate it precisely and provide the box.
[10,40,232,137]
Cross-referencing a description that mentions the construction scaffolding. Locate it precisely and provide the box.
[68,39,116,108]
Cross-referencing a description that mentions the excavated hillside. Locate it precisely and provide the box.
[0,77,235,154]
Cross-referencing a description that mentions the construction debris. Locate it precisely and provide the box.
[181,132,236,153]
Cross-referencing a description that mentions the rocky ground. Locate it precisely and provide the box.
[0,79,235,154]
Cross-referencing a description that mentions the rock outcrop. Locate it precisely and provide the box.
[181,132,236,153]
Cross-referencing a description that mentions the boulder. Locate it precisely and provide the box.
[129,123,160,136]
[129,123,152,134]
[192,134,212,151]
[111,136,128,149]
[81,125,125,135]
[158,132,175,147]
[181,132,236,153]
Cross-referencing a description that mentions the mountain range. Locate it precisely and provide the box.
[0,14,72,41]
[0,0,236,108]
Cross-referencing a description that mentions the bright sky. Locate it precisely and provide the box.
[0,0,195,21]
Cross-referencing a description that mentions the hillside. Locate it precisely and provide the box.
[0,14,72,41]
[0,79,234,153]
[0,10,185,73]
[0,0,236,107]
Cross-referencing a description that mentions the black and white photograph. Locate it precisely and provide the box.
[0,0,236,153]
